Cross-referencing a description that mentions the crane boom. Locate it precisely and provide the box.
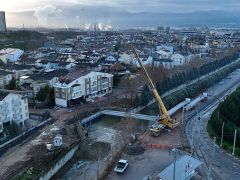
[129,44,178,128]
[129,44,169,117]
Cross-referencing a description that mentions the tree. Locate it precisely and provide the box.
[35,85,53,102]
[6,78,19,90]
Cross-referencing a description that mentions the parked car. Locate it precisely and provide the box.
[53,106,61,110]
[114,159,128,174]
[67,108,75,113]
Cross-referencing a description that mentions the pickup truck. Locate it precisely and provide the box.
[114,159,128,174]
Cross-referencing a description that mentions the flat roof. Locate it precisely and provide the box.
[157,155,202,180]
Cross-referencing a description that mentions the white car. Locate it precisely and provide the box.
[114,159,128,174]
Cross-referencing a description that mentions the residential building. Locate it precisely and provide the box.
[153,58,173,69]
[20,70,69,95]
[109,61,129,75]
[118,53,132,64]
[0,70,13,88]
[53,70,113,107]
[0,48,24,63]
[170,53,186,66]
[0,92,29,132]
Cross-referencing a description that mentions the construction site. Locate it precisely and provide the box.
[1,44,240,180]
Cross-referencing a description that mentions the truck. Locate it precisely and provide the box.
[149,122,166,136]
[114,159,129,174]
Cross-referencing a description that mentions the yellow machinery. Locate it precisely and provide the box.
[129,44,179,130]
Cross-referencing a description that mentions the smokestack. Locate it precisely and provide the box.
[0,11,6,32]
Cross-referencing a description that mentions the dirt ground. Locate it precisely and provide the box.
[0,88,126,179]
[106,110,190,180]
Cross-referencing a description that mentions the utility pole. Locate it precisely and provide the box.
[208,137,216,180]
[172,148,177,180]
[232,129,237,156]
[220,121,225,147]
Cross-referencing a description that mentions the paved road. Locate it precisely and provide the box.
[185,68,240,180]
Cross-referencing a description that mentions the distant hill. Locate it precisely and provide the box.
[6,7,240,28]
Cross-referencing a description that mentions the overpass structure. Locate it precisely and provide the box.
[80,98,191,126]
[101,110,158,121]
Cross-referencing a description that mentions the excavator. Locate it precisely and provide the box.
[129,44,179,136]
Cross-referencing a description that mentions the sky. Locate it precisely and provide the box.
[1,0,240,28]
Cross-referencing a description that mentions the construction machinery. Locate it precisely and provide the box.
[129,44,179,134]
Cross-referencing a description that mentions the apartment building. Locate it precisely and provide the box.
[0,92,29,133]
[53,70,113,107]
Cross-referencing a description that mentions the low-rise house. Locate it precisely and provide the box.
[0,70,13,88]
[170,53,186,66]
[156,45,174,54]
[153,58,173,69]
[109,61,129,75]
[156,49,172,59]
[190,44,211,54]
[53,70,113,107]
[0,92,29,132]
[21,70,69,95]
[118,53,132,64]
[106,55,117,62]
[2,64,36,79]
[0,48,24,63]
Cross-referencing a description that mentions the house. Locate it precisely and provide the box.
[0,48,24,63]
[156,45,174,54]
[0,70,13,88]
[153,58,173,69]
[106,55,117,62]
[1,64,36,79]
[170,53,186,66]
[132,55,153,67]
[0,92,29,133]
[109,61,129,75]
[53,70,113,107]
[190,43,211,54]
[118,53,132,64]
[156,49,172,59]
[21,70,69,95]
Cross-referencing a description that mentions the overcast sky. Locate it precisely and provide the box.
[1,0,240,28]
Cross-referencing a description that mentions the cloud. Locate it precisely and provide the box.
[34,5,62,26]
[4,0,240,28]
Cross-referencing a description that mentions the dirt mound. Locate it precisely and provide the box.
[126,145,145,155]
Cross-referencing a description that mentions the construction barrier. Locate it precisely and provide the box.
[146,143,181,150]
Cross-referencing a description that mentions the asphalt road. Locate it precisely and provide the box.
[185,68,240,180]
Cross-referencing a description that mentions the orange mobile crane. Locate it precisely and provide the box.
[129,44,178,135]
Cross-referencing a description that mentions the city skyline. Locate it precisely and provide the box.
[1,0,240,28]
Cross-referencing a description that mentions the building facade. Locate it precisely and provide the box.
[0,48,24,63]
[53,71,113,107]
[0,93,29,133]
[0,11,6,32]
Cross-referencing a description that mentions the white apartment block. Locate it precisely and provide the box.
[0,93,29,133]
[53,71,113,107]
